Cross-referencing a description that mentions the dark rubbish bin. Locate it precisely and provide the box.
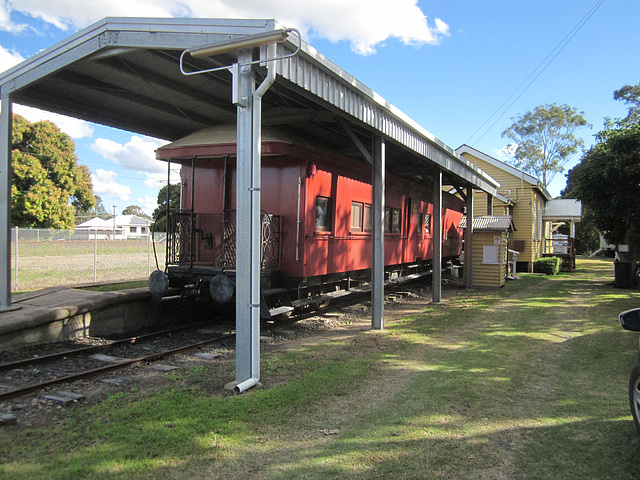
[614,261,631,289]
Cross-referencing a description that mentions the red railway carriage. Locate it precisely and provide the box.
[150,126,464,314]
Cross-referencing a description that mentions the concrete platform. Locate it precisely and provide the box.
[0,286,207,350]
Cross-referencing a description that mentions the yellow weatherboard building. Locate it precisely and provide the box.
[456,145,581,273]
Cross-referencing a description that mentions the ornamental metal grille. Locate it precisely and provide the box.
[166,209,280,270]
[261,213,280,269]
[166,210,195,266]
[222,210,236,268]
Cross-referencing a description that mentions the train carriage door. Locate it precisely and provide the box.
[403,197,412,264]
[304,168,333,277]
[404,197,423,264]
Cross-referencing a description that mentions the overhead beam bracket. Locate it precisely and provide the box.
[336,116,373,166]
[444,173,467,202]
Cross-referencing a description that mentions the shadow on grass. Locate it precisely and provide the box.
[257,417,640,480]
[2,257,639,479]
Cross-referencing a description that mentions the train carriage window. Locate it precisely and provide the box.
[392,208,401,234]
[315,196,332,231]
[384,207,392,233]
[424,213,432,235]
[363,204,372,232]
[351,202,363,232]
[383,207,401,234]
[351,202,373,233]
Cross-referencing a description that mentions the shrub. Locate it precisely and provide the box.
[533,257,561,275]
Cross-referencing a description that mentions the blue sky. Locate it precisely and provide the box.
[0,0,638,216]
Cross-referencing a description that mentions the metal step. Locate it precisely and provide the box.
[268,305,295,317]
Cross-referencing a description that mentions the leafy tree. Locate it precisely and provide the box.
[12,114,95,229]
[501,103,590,187]
[75,195,110,223]
[152,183,180,232]
[122,204,151,219]
[613,82,640,126]
[565,121,640,284]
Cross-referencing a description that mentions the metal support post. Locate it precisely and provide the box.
[432,168,442,304]
[0,95,16,311]
[465,187,474,289]
[235,50,256,384]
[372,136,385,329]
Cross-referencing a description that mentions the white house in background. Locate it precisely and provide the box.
[76,215,153,240]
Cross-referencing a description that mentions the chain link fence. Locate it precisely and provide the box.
[10,227,167,292]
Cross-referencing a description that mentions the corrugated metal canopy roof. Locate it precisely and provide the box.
[0,17,498,194]
[459,215,515,231]
[544,199,582,222]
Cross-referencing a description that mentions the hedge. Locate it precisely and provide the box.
[533,257,562,275]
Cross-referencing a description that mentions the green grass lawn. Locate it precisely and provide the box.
[1,257,639,479]
[10,240,166,291]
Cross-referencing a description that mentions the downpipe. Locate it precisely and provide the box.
[236,43,278,394]
[235,376,259,394]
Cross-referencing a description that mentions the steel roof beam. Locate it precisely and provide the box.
[336,116,373,166]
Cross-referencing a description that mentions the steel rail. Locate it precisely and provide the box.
[0,320,221,373]
[0,333,235,401]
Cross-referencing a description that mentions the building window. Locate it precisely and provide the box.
[315,196,331,231]
[537,206,544,241]
[482,245,499,264]
[130,226,137,233]
[141,227,146,234]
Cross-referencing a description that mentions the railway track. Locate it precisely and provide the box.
[0,278,445,406]
[0,323,235,402]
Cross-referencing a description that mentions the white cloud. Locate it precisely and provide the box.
[0,44,23,72]
[137,195,160,215]
[144,173,165,188]
[496,143,518,162]
[0,1,27,33]
[143,171,182,189]
[91,169,131,201]
[4,0,449,55]
[14,105,94,139]
[91,135,166,174]
[0,45,95,139]
[7,0,187,31]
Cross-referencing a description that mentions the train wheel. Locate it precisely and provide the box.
[630,363,640,434]
[315,300,331,310]
[209,274,235,304]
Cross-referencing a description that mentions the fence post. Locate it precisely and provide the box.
[13,226,17,290]
[93,230,97,283]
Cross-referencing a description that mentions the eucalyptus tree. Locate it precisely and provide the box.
[613,81,640,126]
[501,103,590,187]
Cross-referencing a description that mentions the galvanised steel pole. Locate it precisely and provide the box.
[432,168,442,304]
[0,95,13,310]
[372,135,385,330]
[235,50,256,385]
[465,186,474,289]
